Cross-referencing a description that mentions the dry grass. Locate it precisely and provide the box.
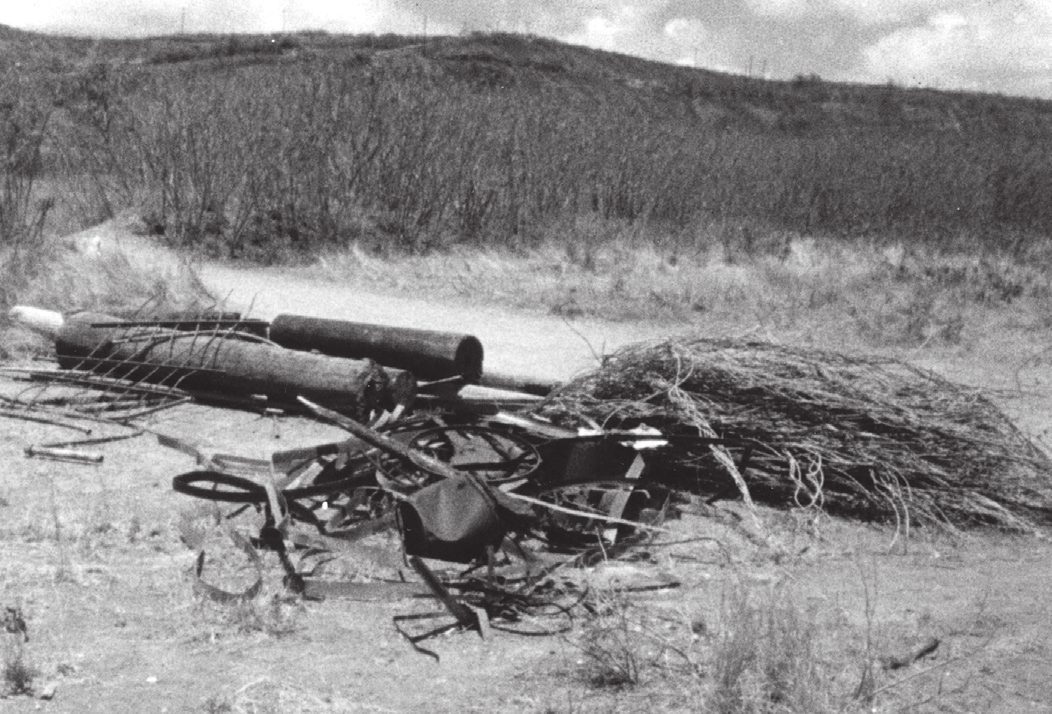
[561,514,1018,714]
[569,561,866,712]
[2,640,38,697]
[534,336,1052,532]
[199,595,305,639]
[574,588,701,689]
[200,678,355,714]
[0,218,213,357]
[310,228,1052,344]
[708,583,834,714]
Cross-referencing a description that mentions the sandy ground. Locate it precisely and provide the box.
[1,222,1051,712]
[199,262,677,383]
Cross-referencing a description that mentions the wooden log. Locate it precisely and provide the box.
[55,313,415,418]
[269,314,484,383]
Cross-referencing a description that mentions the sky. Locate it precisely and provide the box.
[2,0,1050,99]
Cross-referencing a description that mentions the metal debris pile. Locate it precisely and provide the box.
[166,398,737,654]
[8,304,1052,651]
[4,305,742,653]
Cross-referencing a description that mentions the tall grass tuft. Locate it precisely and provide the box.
[2,640,38,697]
[709,583,832,714]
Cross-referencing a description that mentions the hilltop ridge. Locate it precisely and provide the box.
[4,27,1050,133]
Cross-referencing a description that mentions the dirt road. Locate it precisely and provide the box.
[198,263,680,383]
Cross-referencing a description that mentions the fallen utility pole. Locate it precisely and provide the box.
[51,312,416,418]
[269,314,484,383]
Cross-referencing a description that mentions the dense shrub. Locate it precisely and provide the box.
[50,34,1052,258]
[0,68,53,247]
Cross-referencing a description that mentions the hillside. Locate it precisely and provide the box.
[11,26,1052,133]
[1,28,1052,258]
[417,33,1052,135]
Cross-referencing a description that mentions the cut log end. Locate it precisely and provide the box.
[386,369,418,410]
[454,335,484,384]
[8,306,65,338]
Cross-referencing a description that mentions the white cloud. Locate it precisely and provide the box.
[574,16,620,51]
[662,17,737,71]
[0,0,418,36]
[664,17,707,45]
[862,2,1052,96]
[828,0,955,25]
[744,0,814,20]
[284,0,400,34]
[0,1,76,31]
[565,5,641,52]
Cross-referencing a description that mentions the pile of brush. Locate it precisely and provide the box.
[534,338,1052,532]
